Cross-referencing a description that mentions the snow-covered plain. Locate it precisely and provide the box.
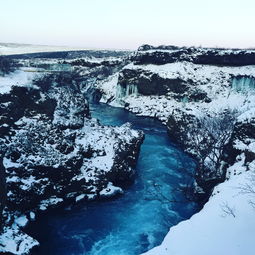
[0,43,90,56]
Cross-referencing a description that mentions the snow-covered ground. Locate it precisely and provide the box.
[0,224,39,255]
[0,43,129,56]
[0,69,40,94]
[0,43,90,55]
[97,61,255,123]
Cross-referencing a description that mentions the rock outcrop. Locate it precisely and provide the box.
[95,44,255,203]
[0,70,143,254]
[118,68,188,96]
[0,158,6,227]
[134,44,255,66]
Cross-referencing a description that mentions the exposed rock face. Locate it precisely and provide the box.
[93,45,255,204]
[4,116,143,213]
[0,158,6,227]
[166,107,255,202]
[0,70,143,254]
[229,110,255,167]
[118,68,188,96]
[110,64,212,107]
[134,44,255,66]
[166,111,223,200]
[0,56,17,75]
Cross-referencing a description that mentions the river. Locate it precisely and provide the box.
[25,103,198,255]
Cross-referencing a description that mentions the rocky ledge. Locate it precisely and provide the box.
[134,44,255,66]
[94,45,255,203]
[0,71,143,254]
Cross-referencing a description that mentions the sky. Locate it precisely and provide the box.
[0,0,254,50]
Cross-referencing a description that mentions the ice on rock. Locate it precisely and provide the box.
[232,76,255,92]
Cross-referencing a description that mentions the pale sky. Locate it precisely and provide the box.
[0,0,254,50]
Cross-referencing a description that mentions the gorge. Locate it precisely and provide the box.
[0,44,255,255]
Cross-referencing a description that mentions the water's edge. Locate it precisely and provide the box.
[25,103,198,255]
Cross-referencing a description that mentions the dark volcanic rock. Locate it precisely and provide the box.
[0,158,6,227]
[133,45,255,66]
[118,68,188,96]
[116,67,211,104]
[166,110,231,202]
[0,70,144,254]
[230,114,255,165]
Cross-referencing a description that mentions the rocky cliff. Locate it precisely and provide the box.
[0,69,143,254]
[95,45,255,202]
[134,44,255,66]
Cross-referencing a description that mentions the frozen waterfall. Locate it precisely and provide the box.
[116,84,138,99]
[232,76,255,92]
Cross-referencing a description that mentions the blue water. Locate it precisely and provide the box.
[26,103,197,255]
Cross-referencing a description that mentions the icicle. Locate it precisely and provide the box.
[116,84,138,100]
[232,76,255,92]
[126,84,138,97]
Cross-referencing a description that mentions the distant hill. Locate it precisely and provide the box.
[0,42,128,56]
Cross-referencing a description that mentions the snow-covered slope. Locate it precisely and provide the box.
[143,107,255,254]
[0,69,41,94]
[0,43,90,56]
[142,160,255,255]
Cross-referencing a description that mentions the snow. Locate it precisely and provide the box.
[0,69,40,94]
[0,225,39,255]
[94,73,119,104]
[234,139,255,153]
[75,194,86,202]
[0,43,128,56]
[76,120,141,185]
[237,107,255,122]
[95,59,255,131]
[39,197,64,211]
[30,212,36,221]
[125,62,255,81]
[99,182,123,198]
[15,215,29,227]
[142,160,255,255]
[0,43,90,56]
[91,54,255,255]
[87,194,97,200]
